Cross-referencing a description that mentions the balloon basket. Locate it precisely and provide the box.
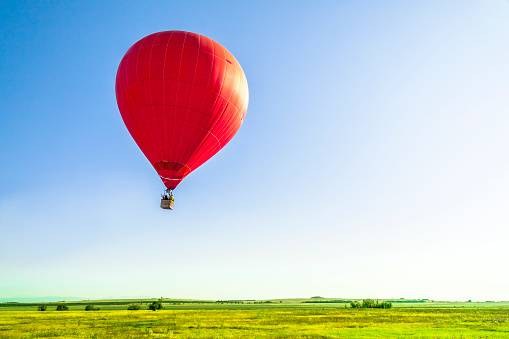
[160,199,174,210]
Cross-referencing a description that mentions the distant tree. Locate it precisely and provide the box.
[127,304,141,310]
[37,305,47,311]
[148,298,164,311]
[85,305,100,311]
[350,301,361,308]
[56,303,69,311]
[350,300,392,309]
[362,299,376,308]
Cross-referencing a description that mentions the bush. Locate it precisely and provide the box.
[148,298,164,311]
[362,299,376,308]
[85,305,100,311]
[56,303,69,311]
[37,305,47,311]
[350,301,361,308]
[350,300,392,309]
[127,304,141,310]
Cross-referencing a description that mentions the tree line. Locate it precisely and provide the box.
[350,299,392,309]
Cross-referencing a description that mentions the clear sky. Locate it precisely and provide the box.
[1,0,509,302]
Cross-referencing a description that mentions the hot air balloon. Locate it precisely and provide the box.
[115,31,249,209]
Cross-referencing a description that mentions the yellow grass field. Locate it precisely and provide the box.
[1,306,509,338]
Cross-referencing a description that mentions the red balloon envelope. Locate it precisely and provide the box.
[116,31,249,190]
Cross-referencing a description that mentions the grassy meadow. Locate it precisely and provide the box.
[1,299,509,338]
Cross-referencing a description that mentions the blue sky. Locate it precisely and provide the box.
[1,0,509,301]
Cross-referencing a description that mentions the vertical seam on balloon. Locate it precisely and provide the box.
[152,34,166,164]
[188,65,245,170]
[154,32,166,165]
[184,42,227,171]
[178,33,201,167]
[208,43,227,130]
[177,32,194,166]
[182,37,216,168]
[173,32,189,170]
[135,44,156,163]
[170,35,186,168]
[183,35,208,170]
[180,44,216,170]
[143,36,160,164]
[134,42,147,159]
[122,50,142,146]
[214,64,239,141]
[188,137,221,170]
[196,37,215,118]
[187,104,226,170]
[189,56,229,168]
[147,33,159,166]
[161,31,174,173]
[180,34,201,165]
[131,49,154,163]
[191,94,233,170]
[188,129,222,169]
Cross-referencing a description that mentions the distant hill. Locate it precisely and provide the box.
[0,297,84,303]
[0,296,151,303]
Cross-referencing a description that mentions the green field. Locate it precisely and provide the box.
[1,299,509,338]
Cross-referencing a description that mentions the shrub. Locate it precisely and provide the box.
[37,305,47,311]
[85,305,100,311]
[56,303,69,311]
[350,301,361,308]
[127,304,141,310]
[350,300,392,309]
[362,299,376,308]
[148,298,164,311]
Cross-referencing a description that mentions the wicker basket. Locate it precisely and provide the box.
[160,199,174,210]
